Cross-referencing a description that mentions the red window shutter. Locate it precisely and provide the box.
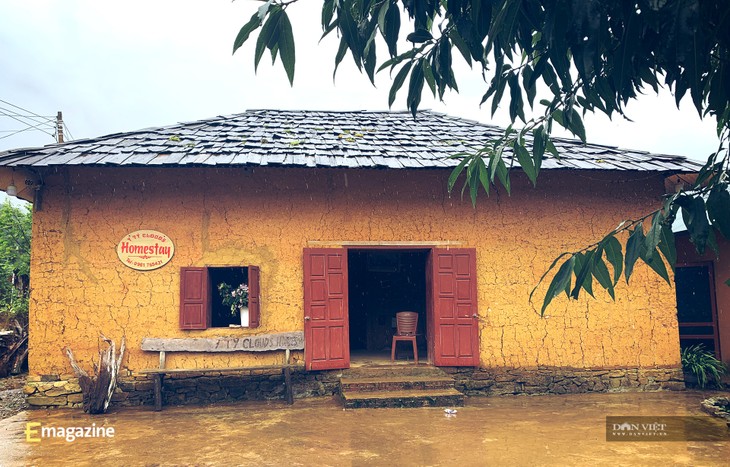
[248,265,261,328]
[179,267,210,330]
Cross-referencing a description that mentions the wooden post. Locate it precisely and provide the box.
[56,111,64,143]
[159,351,166,369]
[154,373,164,411]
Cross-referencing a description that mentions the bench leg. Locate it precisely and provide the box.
[284,367,293,405]
[153,374,164,411]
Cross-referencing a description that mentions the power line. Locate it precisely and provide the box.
[62,122,74,141]
[0,111,55,139]
[0,98,53,122]
[0,124,54,140]
[0,99,75,144]
[0,106,56,130]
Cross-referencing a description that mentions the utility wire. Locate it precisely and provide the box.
[0,114,55,139]
[0,98,53,122]
[0,106,56,130]
[0,99,74,143]
[62,122,74,141]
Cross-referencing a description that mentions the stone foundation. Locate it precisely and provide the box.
[443,366,686,395]
[24,374,84,408]
[24,366,685,409]
[112,369,341,407]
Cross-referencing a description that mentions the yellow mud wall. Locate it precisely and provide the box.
[27,166,680,375]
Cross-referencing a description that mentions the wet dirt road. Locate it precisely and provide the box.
[1,391,728,466]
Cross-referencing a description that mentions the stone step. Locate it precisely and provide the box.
[341,375,456,393]
[341,365,449,379]
[342,388,465,409]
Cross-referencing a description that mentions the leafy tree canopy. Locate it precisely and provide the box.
[234,0,730,312]
[0,201,31,317]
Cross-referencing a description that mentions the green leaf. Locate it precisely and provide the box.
[333,37,349,78]
[571,251,594,299]
[566,109,586,142]
[449,29,472,67]
[592,254,615,300]
[546,138,559,159]
[640,249,671,285]
[278,11,296,86]
[706,184,730,239]
[378,49,417,73]
[644,211,664,254]
[604,236,623,285]
[406,59,425,117]
[476,156,490,197]
[383,1,400,57]
[513,142,537,185]
[624,224,645,283]
[388,62,412,108]
[725,278,730,287]
[321,0,335,29]
[377,0,390,37]
[493,152,511,195]
[508,74,526,123]
[407,29,433,43]
[679,196,710,254]
[532,125,546,173]
[422,60,436,96]
[232,12,263,54]
[657,224,677,273]
[541,256,575,316]
[448,156,470,192]
[254,8,282,72]
[364,37,376,84]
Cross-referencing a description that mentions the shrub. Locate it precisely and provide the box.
[681,344,727,389]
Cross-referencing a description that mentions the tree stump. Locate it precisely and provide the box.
[66,335,125,414]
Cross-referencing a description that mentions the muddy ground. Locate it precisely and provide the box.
[0,374,27,420]
[1,390,729,466]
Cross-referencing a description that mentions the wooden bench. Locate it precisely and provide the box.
[139,332,304,411]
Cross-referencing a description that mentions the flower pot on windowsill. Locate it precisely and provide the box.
[240,306,249,327]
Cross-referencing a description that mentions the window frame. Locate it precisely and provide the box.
[179,265,260,330]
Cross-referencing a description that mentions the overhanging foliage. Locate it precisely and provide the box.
[233,0,730,313]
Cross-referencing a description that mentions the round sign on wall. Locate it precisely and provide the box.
[116,230,175,271]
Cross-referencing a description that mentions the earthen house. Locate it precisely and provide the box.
[0,110,710,408]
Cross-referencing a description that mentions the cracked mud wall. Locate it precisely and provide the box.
[27,166,680,376]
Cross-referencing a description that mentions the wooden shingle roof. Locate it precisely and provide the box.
[0,109,702,172]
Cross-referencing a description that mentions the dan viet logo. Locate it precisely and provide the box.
[609,421,668,437]
[606,416,730,442]
[25,422,115,443]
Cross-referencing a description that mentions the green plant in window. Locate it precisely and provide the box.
[217,282,249,317]
[681,344,727,389]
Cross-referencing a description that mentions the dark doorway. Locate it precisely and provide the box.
[675,262,721,357]
[347,249,428,360]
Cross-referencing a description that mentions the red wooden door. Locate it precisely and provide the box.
[431,248,479,366]
[303,248,350,370]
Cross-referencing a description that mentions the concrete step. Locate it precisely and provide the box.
[342,388,465,409]
[341,375,456,393]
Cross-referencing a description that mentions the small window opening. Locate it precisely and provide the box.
[210,267,249,328]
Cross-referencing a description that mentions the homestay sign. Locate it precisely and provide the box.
[116,230,175,271]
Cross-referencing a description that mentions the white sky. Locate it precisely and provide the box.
[0,0,721,166]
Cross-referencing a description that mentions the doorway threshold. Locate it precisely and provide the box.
[349,351,431,368]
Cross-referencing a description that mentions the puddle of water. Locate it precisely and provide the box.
[1,391,728,466]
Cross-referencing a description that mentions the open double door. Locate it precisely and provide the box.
[303,247,479,370]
